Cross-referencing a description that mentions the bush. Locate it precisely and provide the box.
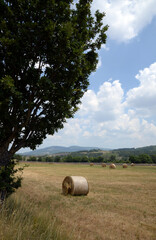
[0,159,26,204]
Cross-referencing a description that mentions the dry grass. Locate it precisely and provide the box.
[0,163,156,240]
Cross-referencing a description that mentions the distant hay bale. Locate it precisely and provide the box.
[131,163,135,167]
[123,163,128,168]
[109,163,116,169]
[90,163,94,166]
[62,176,89,196]
[102,163,107,167]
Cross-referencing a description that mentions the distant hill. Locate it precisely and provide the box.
[20,145,110,156]
[112,145,156,157]
[20,145,156,157]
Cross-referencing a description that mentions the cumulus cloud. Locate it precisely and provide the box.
[79,80,124,121]
[92,0,156,42]
[126,62,156,117]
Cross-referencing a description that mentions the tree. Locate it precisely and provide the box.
[138,154,152,164]
[0,0,108,166]
[129,154,152,164]
[150,155,156,164]
[109,155,116,162]
[129,155,137,163]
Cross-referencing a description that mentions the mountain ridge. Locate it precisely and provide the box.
[19,145,156,156]
[20,145,110,156]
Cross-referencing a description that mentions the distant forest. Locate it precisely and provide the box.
[112,145,156,157]
[16,145,156,164]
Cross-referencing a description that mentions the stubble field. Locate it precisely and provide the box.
[0,163,156,240]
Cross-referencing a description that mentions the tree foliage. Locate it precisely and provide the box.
[0,159,25,203]
[0,0,108,166]
[129,154,153,164]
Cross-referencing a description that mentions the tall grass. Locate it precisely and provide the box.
[0,193,69,240]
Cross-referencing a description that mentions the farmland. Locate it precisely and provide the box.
[0,163,156,240]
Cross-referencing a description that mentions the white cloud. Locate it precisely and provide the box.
[92,0,156,42]
[126,62,156,117]
[79,90,99,114]
[41,118,84,147]
[79,80,124,121]
[97,56,102,69]
[101,44,110,51]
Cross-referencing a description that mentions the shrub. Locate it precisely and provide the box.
[0,159,26,204]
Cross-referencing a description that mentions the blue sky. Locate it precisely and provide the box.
[20,0,156,152]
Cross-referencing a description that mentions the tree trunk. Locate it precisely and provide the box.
[0,150,13,167]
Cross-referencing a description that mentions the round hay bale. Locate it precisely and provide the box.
[131,163,135,167]
[109,163,116,169]
[123,163,128,168]
[62,176,89,196]
[90,163,94,166]
[102,163,107,167]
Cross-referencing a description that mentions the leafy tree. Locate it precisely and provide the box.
[45,156,53,162]
[38,156,43,162]
[109,155,116,162]
[138,154,152,164]
[150,155,156,164]
[129,154,152,164]
[29,156,37,162]
[92,156,104,163]
[129,155,137,163]
[0,0,108,166]
[54,156,61,162]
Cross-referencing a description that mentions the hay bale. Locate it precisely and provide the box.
[102,163,107,167]
[62,176,89,196]
[131,163,135,167]
[109,163,116,169]
[123,163,128,168]
[90,163,94,166]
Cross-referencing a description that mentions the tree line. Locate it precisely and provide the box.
[16,153,156,164]
[112,145,156,157]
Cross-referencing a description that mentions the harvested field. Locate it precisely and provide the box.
[0,163,156,240]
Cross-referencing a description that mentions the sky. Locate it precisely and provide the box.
[21,0,156,152]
